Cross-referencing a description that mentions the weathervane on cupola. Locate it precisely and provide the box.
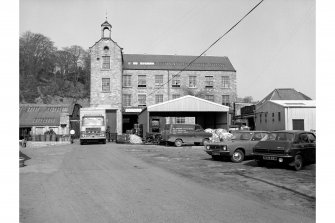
[101,10,112,39]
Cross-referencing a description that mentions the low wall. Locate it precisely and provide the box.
[25,141,71,148]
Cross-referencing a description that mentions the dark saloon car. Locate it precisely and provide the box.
[204,131,269,162]
[252,130,316,171]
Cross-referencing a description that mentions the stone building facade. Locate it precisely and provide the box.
[89,20,237,133]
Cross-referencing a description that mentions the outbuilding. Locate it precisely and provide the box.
[138,95,230,138]
[19,104,81,140]
[254,100,315,131]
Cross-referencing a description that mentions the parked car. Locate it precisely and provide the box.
[161,124,211,147]
[252,130,316,171]
[204,131,269,162]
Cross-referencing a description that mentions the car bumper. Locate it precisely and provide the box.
[205,150,230,157]
[252,153,294,163]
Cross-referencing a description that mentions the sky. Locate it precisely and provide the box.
[19,0,315,101]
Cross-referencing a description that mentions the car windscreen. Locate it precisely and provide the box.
[231,132,253,140]
[262,132,295,142]
[82,116,104,126]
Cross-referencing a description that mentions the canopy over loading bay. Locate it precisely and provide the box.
[138,95,230,137]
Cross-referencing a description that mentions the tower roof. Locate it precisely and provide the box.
[101,20,112,27]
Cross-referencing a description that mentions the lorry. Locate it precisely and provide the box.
[80,107,106,145]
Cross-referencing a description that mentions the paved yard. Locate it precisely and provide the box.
[20,142,315,223]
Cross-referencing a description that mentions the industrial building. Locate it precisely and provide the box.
[255,100,315,131]
[89,20,237,134]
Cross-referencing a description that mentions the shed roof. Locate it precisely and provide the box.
[145,95,229,112]
[19,104,75,127]
[123,54,236,71]
[269,100,316,108]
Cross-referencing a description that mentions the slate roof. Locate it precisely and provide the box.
[19,104,75,127]
[122,54,236,71]
[256,88,312,108]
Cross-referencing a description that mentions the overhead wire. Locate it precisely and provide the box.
[145,0,264,99]
[101,0,264,108]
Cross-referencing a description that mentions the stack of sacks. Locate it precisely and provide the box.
[129,134,143,144]
[220,132,233,141]
[205,128,232,142]
[205,128,219,142]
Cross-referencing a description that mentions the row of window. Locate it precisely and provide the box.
[257,112,281,123]
[122,94,230,107]
[124,75,230,88]
[102,75,230,92]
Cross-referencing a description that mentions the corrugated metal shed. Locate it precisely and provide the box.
[145,95,229,112]
[123,54,236,71]
[19,104,74,127]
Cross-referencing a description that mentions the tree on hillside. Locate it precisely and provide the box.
[20,31,57,102]
[19,31,56,78]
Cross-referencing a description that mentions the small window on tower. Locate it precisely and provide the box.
[102,56,110,69]
[104,46,109,53]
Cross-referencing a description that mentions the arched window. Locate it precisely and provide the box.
[104,46,109,53]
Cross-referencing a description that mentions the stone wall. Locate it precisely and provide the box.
[122,69,237,107]
[90,38,123,134]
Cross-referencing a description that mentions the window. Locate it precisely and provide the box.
[272,113,275,122]
[278,112,281,122]
[307,133,316,143]
[222,76,230,88]
[205,95,214,102]
[103,46,109,53]
[172,94,181,99]
[102,78,110,92]
[155,94,163,104]
[102,56,110,69]
[176,117,185,124]
[189,76,197,88]
[260,113,262,123]
[123,94,131,106]
[138,75,146,87]
[172,75,181,87]
[205,76,214,88]
[123,75,132,87]
[138,94,146,106]
[155,75,163,86]
[222,95,230,106]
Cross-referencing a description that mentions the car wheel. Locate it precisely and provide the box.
[174,139,183,147]
[202,138,210,146]
[231,149,245,163]
[293,154,303,171]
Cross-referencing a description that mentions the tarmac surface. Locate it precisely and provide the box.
[20,142,315,223]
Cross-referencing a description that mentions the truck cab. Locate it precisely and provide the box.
[80,108,107,145]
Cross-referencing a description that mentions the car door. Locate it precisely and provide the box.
[297,133,310,162]
[306,133,316,163]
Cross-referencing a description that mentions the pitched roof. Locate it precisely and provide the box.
[256,88,312,108]
[101,20,112,27]
[145,95,229,112]
[122,54,236,71]
[19,104,75,127]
